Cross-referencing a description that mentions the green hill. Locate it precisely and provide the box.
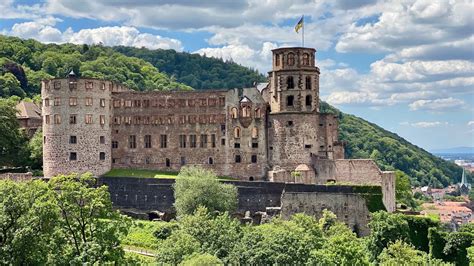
[0,35,469,187]
[320,102,471,187]
[113,46,266,90]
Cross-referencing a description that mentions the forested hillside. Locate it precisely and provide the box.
[0,35,469,187]
[113,46,266,90]
[320,102,471,188]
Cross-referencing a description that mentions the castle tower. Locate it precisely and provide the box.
[266,47,327,175]
[42,73,115,178]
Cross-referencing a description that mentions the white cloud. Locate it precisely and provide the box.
[468,121,474,126]
[409,97,465,111]
[400,121,448,128]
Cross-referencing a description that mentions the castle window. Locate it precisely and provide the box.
[99,152,105,160]
[252,142,258,148]
[208,157,214,165]
[129,135,136,149]
[190,135,197,148]
[251,155,257,163]
[231,107,238,119]
[208,98,217,107]
[306,95,312,106]
[303,53,310,65]
[287,120,294,127]
[69,135,77,144]
[112,141,118,149]
[242,106,251,117]
[211,134,216,148]
[181,156,186,166]
[125,100,132,108]
[179,135,187,148]
[69,81,76,90]
[133,100,141,107]
[144,135,152,148]
[113,117,121,125]
[124,116,131,125]
[305,144,312,149]
[143,116,150,125]
[287,76,294,89]
[306,76,311,90]
[235,155,241,163]
[109,83,114,91]
[100,136,105,144]
[160,135,167,148]
[287,53,295,66]
[85,97,93,106]
[143,99,150,108]
[85,81,93,90]
[54,97,61,106]
[113,100,121,108]
[54,114,61,124]
[145,157,151,164]
[221,138,226,146]
[234,127,241,138]
[234,143,240,148]
[100,115,105,125]
[45,115,50,124]
[69,114,77,124]
[69,152,77,161]
[69,97,77,106]
[188,99,195,107]
[255,108,261,118]
[200,134,208,148]
[133,116,140,125]
[275,53,280,66]
[100,98,106,107]
[165,158,171,167]
[249,176,254,181]
[221,124,226,132]
[101,83,106,90]
[251,127,259,139]
[320,145,324,149]
[219,97,225,106]
[287,95,294,106]
[44,98,50,107]
[54,81,61,90]
[85,114,93,124]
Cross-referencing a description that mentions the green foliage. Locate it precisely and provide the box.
[396,170,418,209]
[467,246,474,265]
[121,220,172,250]
[352,185,386,212]
[0,72,24,97]
[155,231,200,264]
[0,173,130,264]
[180,253,223,266]
[404,215,440,252]
[0,98,29,167]
[428,227,449,261]
[378,240,448,265]
[27,129,43,169]
[320,101,472,187]
[443,232,474,266]
[173,166,238,217]
[113,46,266,90]
[367,211,410,261]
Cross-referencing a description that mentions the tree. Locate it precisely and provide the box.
[0,98,29,167]
[48,173,130,264]
[27,129,43,169]
[378,240,446,265]
[0,72,25,97]
[0,179,58,265]
[366,211,410,262]
[180,253,223,266]
[395,170,417,209]
[155,231,200,265]
[173,166,237,217]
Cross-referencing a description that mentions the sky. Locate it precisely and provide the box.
[0,0,473,151]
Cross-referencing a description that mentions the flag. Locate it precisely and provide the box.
[295,16,304,33]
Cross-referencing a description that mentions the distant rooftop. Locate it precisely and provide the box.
[15,101,41,119]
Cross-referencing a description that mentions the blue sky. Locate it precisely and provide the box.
[1,0,473,151]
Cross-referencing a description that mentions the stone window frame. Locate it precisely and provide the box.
[113,117,121,125]
[235,154,242,163]
[287,95,294,107]
[100,98,106,107]
[287,76,295,89]
[190,134,197,148]
[305,95,312,106]
[69,97,77,106]
[44,98,50,107]
[234,127,241,138]
[43,80,50,90]
[129,135,137,149]
[124,100,132,108]
[165,158,171,167]
[143,99,150,108]
[143,116,150,125]
[101,82,106,90]
[200,134,208,148]
[242,106,251,117]
[302,53,310,66]
[160,134,167,148]
[219,97,225,106]
[113,100,121,108]
[69,152,77,161]
[112,141,118,149]
[231,107,238,119]
[251,154,257,163]
[208,157,214,165]
[54,81,61,90]
[85,97,93,106]
[179,135,187,148]
[69,114,77,124]
[144,135,152,149]
[100,136,105,144]
[287,52,295,66]
[54,97,61,106]
[255,108,261,118]
[305,76,312,90]
[100,115,106,125]
[251,127,259,139]
[99,152,106,160]
[211,134,216,148]
[85,81,94,90]
[275,53,280,66]
[54,114,61,124]
[85,114,93,124]
[45,115,50,124]
[69,135,77,144]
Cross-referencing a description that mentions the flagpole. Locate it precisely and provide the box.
[302,15,304,47]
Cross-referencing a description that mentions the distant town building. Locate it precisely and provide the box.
[421,201,472,228]
[459,168,471,195]
[15,100,42,138]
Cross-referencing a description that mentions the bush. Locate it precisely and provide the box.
[180,253,223,266]
[173,166,237,217]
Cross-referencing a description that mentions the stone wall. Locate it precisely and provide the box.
[0,172,34,181]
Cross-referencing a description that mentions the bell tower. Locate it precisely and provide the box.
[268,47,320,114]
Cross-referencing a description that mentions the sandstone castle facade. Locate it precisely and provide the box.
[42,47,395,211]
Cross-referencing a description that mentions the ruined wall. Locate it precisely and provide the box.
[280,192,372,236]
[42,78,127,177]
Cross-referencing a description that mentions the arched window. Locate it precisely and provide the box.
[306,95,312,106]
[287,53,295,66]
[306,76,311,90]
[303,53,310,65]
[255,108,261,118]
[287,95,294,107]
[234,127,241,138]
[208,157,214,165]
[242,106,251,117]
[275,54,280,66]
[231,107,238,119]
[252,127,258,139]
[287,76,294,89]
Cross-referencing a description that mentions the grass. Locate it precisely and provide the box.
[103,168,178,178]
[103,168,238,180]
[121,220,167,250]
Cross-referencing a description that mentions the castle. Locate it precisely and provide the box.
[42,47,395,212]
